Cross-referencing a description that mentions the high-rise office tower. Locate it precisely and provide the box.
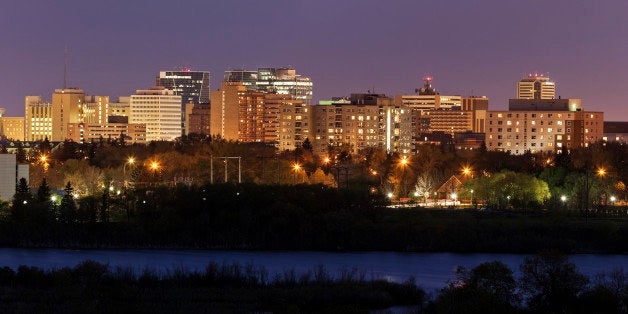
[224,67,313,105]
[156,69,210,135]
[210,82,247,141]
[51,88,85,141]
[156,68,210,105]
[517,73,555,99]
[130,87,182,142]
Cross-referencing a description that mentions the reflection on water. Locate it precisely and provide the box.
[0,249,625,291]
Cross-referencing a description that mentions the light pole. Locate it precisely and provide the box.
[150,161,160,186]
[293,163,301,184]
[399,156,409,197]
[123,157,135,188]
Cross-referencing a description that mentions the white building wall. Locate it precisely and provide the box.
[0,154,17,201]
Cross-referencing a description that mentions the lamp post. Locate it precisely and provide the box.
[292,163,301,184]
[123,157,135,188]
[399,156,409,197]
[150,161,160,186]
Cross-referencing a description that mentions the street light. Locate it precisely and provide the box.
[462,166,472,177]
[561,195,567,202]
[292,163,301,184]
[123,157,135,188]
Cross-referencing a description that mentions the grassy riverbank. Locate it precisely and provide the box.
[0,260,424,313]
[2,204,628,254]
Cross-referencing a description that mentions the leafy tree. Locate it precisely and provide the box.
[520,252,589,313]
[427,261,519,313]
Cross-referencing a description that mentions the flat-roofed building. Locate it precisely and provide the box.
[0,116,25,141]
[185,103,211,136]
[25,96,53,141]
[603,121,628,144]
[67,121,146,144]
[52,88,85,141]
[486,110,604,154]
[312,94,412,156]
[263,94,310,151]
[0,154,29,201]
[517,73,555,99]
[130,87,181,141]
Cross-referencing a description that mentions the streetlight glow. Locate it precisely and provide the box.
[151,161,159,171]
[387,192,393,199]
[40,155,47,163]
[293,163,301,171]
[561,195,567,202]
[128,157,135,164]
[400,156,408,166]
[610,196,617,202]
[597,168,606,176]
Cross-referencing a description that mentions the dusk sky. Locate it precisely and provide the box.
[1,0,627,120]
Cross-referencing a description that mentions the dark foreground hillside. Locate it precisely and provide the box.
[2,184,628,253]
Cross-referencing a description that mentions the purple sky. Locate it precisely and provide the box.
[1,0,627,120]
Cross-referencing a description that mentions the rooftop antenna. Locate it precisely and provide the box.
[63,46,68,89]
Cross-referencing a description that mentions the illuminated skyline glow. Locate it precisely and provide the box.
[1,0,627,121]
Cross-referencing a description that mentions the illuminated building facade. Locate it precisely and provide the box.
[51,88,85,141]
[0,116,25,141]
[130,87,182,141]
[517,73,555,99]
[486,109,603,154]
[312,94,412,156]
[25,96,53,141]
[156,69,210,105]
[67,120,146,144]
[210,82,310,149]
[224,67,313,105]
[263,94,310,151]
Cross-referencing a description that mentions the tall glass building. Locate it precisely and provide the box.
[224,68,313,105]
[156,68,210,106]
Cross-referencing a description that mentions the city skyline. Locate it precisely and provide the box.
[1,0,627,121]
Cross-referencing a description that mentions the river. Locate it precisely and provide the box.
[0,249,626,291]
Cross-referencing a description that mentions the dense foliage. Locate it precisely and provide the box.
[1,183,628,253]
[0,253,626,313]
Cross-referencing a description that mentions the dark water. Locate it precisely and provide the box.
[0,249,625,291]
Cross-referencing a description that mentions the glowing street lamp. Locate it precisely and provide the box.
[123,157,136,188]
[292,163,301,184]
[387,192,393,199]
[462,167,471,177]
[597,168,607,177]
[561,195,567,202]
[399,156,408,166]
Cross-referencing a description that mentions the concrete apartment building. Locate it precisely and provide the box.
[185,103,211,136]
[210,82,311,150]
[130,87,182,142]
[486,98,604,154]
[263,94,310,151]
[312,94,412,156]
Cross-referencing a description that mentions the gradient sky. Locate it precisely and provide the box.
[1,0,627,120]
